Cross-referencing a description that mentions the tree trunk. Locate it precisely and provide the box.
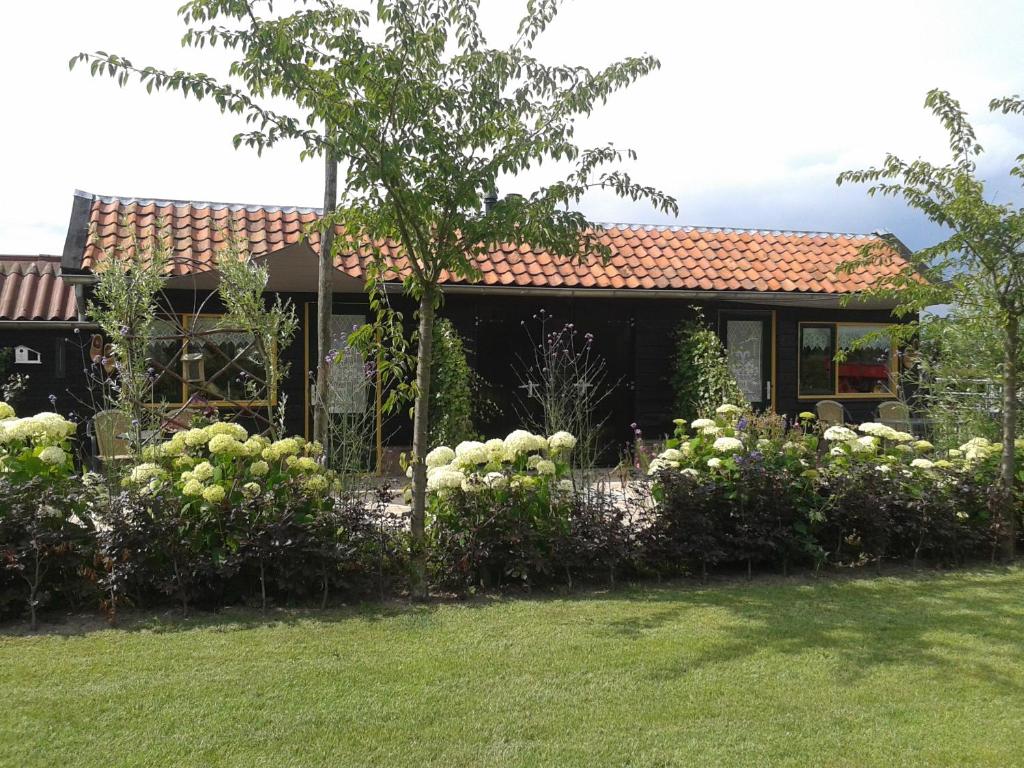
[998,311,1019,560]
[314,150,338,449]
[409,288,437,600]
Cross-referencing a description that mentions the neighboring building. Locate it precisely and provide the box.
[50,189,913,450]
[0,255,89,416]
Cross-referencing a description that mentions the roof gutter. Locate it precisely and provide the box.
[0,320,97,330]
[380,281,897,307]
[59,269,98,286]
[56,265,896,308]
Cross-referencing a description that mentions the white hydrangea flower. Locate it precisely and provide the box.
[680,468,699,479]
[262,437,302,461]
[128,462,164,483]
[0,402,14,420]
[914,440,934,454]
[647,458,679,475]
[890,431,914,443]
[484,438,507,462]
[852,436,877,453]
[427,467,466,491]
[535,458,556,475]
[690,418,716,430]
[191,461,215,482]
[202,485,226,504]
[547,431,577,453]
[454,440,490,466]
[659,448,685,463]
[244,436,270,457]
[184,427,211,447]
[207,422,248,442]
[425,446,456,468]
[39,446,67,466]
[503,429,546,457]
[715,403,742,416]
[823,426,858,442]
[304,475,329,494]
[208,434,244,456]
[712,436,744,453]
[182,479,204,497]
[910,458,935,469]
[707,457,723,469]
[293,456,319,473]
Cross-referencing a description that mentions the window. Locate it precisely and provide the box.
[184,315,268,405]
[144,314,271,406]
[798,323,896,398]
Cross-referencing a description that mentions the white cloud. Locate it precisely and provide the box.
[1,0,1023,254]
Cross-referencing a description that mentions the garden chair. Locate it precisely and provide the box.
[878,401,912,433]
[93,409,132,463]
[815,400,845,426]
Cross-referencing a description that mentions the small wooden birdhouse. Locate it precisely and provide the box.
[182,352,205,384]
[14,345,41,365]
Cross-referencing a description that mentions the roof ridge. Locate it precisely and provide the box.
[76,191,884,240]
[0,254,62,261]
[75,189,324,216]
[597,222,880,239]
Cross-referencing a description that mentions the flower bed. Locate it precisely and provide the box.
[0,401,1018,621]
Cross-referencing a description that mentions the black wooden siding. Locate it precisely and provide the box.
[30,286,908,450]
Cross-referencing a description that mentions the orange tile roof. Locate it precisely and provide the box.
[73,192,910,294]
[0,256,77,321]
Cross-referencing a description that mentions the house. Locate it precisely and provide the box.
[49,189,913,452]
[0,254,89,416]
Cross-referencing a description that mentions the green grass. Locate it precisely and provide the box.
[3,569,1024,767]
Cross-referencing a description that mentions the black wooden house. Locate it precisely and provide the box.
[42,190,913,453]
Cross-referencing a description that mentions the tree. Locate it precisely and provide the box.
[838,89,1024,558]
[74,0,677,595]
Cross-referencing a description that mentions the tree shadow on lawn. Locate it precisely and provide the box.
[5,565,1023,698]
[591,565,1024,694]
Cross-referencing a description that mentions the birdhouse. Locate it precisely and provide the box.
[14,345,41,365]
[182,352,205,384]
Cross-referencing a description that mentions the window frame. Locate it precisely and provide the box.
[145,313,275,409]
[796,321,898,400]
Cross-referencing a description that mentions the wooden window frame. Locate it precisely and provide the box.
[146,313,275,408]
[796,321,898,401]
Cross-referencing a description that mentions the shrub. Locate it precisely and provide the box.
[670,310,746,423]
[425,429,577,591]
[0,405,88,627]
[0,476,93,628]
[429,318,477,448]
[97,421,400,613]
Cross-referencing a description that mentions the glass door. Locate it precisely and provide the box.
[722,313,773,410]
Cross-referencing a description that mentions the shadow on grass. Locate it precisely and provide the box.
[592,564,1024,694]
[5,564,1024,698]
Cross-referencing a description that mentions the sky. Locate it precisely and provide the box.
[2,0,1024,256]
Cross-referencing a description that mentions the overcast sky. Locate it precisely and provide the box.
[3,0,1024,255]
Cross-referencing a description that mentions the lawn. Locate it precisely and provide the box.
[3,569,1024,767]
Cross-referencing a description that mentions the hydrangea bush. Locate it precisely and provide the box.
[0,405,78,481]
[645,402,1012,570]
[126,423,336,511]
[423,429,581,589]
[0,404,87,627]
